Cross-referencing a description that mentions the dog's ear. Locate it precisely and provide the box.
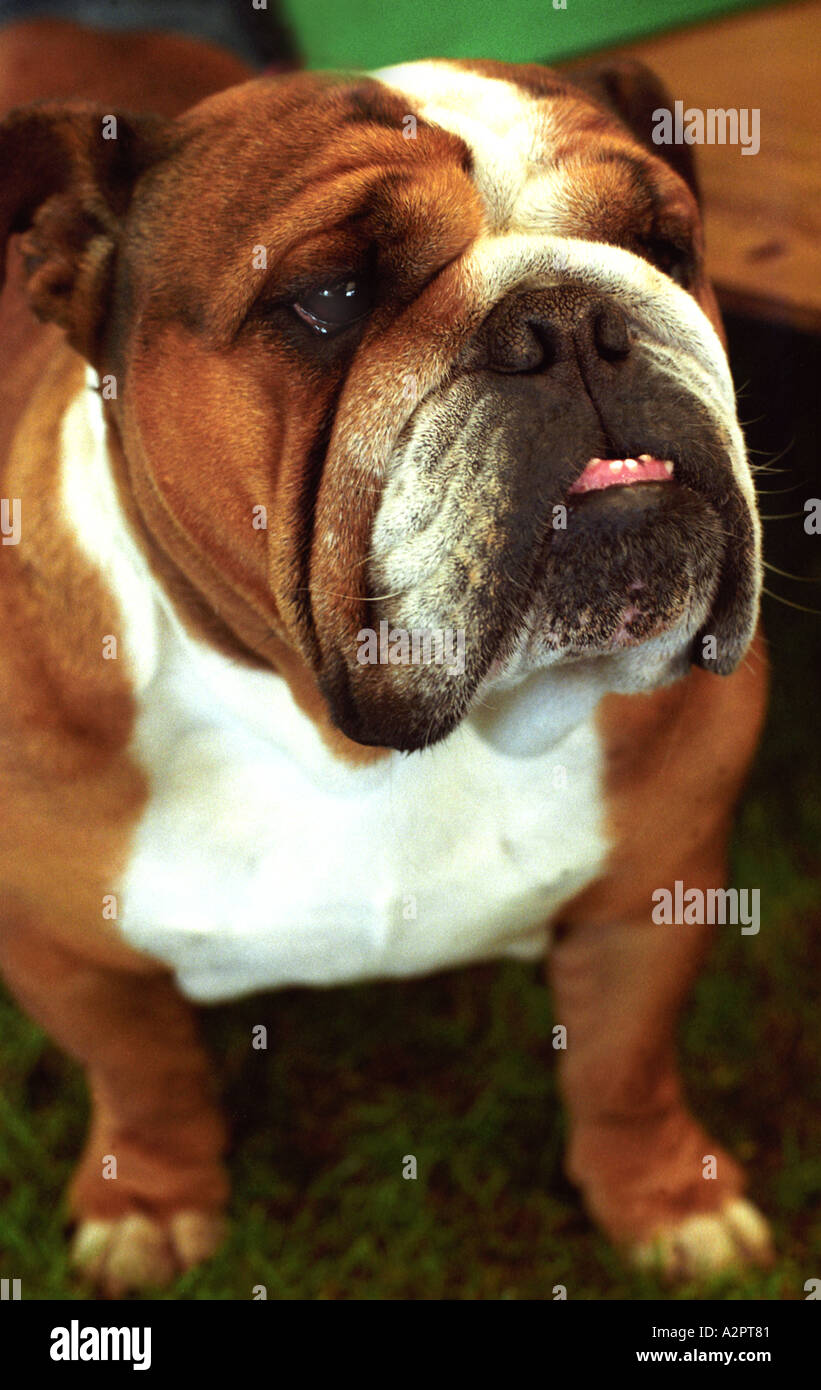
[0,103,168,360]
[565,57,699,204]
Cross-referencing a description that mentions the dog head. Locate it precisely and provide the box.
[0,57,760,751]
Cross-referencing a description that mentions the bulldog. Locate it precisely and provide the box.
[0,19,770,1295]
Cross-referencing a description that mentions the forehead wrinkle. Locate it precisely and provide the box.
[519,155,657,239]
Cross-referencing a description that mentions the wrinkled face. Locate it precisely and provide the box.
[102,59,761,750]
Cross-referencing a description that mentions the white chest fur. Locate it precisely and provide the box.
[61,378,609,1002]
[119,612,608,1001]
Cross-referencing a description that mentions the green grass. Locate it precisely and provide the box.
[1,317,820,1301]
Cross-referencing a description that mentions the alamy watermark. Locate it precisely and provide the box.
[652,102,760,156]
[357,622,465,676]
[652,880,760,935]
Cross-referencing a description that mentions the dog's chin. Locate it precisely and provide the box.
[326,603,700,755]
[330,616,697,756]
[329,480,736,753]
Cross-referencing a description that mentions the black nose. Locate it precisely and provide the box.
[477,286,632,374]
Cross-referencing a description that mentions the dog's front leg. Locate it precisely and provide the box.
[548,904,773,1279]
[0,917,228,1296]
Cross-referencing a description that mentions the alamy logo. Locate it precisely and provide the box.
[50,1321,151,1371]
[652,102,760,156]
[652,881,760,935]
[357,622,465,676]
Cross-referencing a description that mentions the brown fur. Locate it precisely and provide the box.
[552,631,767,1238]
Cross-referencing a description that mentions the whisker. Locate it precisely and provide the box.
[761,586,821,616]
[747,440,795,467]
[762,561,821,584]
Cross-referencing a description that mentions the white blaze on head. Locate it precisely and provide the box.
[372,60,552,230]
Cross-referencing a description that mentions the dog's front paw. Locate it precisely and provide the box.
[629,1197,774,1279]
[70,1210,226,1297]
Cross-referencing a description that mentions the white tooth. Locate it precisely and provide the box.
[638,453,652,462]
[664,461,674,475]
[625,459,638,469]
[588,457,603,465]
[609,460,623,472]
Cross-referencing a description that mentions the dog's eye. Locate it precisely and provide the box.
[293,277,372,335]
[643,238,693,289]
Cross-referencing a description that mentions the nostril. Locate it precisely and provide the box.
[593,306,630,361]
[488,319,559,374]
[528,318,561,370]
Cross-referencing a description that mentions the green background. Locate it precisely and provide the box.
[281,0,777,70]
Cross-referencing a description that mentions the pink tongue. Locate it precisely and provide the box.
[569,456,673,495]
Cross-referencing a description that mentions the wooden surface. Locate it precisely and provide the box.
[619,0,820,329]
